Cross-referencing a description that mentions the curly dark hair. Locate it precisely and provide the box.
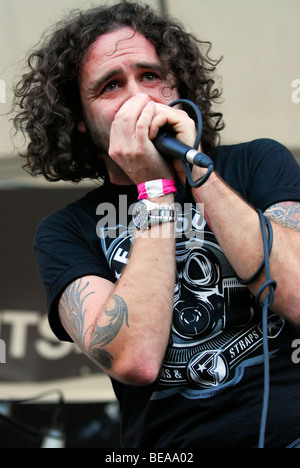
[13,1,224,182]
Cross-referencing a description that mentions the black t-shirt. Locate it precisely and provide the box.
[35,139,300,447]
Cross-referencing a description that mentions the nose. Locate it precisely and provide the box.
[115,81,152,117]
[126,78,145,99]
[117,79,152,112]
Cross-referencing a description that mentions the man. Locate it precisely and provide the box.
[13,2,300,448]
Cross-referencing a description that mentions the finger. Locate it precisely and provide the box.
[109,94,151,157]
[149,105,196,145]
[135,100,156,144]
[114,93,151,134]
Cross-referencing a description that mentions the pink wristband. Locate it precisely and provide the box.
[137,179,177,200]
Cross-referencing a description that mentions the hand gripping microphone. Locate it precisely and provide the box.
[152,99,214,188]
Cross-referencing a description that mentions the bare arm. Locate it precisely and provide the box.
[264,201,300,231]
[191,171,300,325]
[58,96,197,386]
[59,204,176,386]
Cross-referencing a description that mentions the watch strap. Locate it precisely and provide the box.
[133,199,176,230]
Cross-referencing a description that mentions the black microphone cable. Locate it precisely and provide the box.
[235,210,276,448]
[154,99,276,447]
[255,211,277,448]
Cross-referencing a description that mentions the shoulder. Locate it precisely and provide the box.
[212,139,300,209]
[243,138,295,165]
[35,185,105,237]
[215,138,291,162]
[213,138,299,180]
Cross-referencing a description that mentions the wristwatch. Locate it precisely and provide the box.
[132,199,176,231]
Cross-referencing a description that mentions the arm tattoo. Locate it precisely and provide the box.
[59,279,129,370]
[264,201,300,232]
[59,278,94,348]
[88,295,129,370]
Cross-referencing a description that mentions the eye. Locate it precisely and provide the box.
[143,71,160,82]
[102,80,119,93]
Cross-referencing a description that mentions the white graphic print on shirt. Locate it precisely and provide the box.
[98,202,285,400]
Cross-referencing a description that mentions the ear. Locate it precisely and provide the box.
[77,120,87,133]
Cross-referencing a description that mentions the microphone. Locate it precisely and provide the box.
[152,126,213,169]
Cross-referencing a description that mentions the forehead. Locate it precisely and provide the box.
[82,27,160,71]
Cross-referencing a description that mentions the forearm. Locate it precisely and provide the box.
[81,194,176,385]
[192,171,300,324]
[192,172,264,281]
[108,223,176,384]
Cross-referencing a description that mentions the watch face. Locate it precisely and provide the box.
[133,202,148,229]
[133,200,175,230]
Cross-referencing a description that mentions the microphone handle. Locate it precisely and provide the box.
[153,130,213,168]
[153,131,189,160]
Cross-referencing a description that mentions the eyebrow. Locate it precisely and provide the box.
[90,62,166,94]
[90,68,122,93]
